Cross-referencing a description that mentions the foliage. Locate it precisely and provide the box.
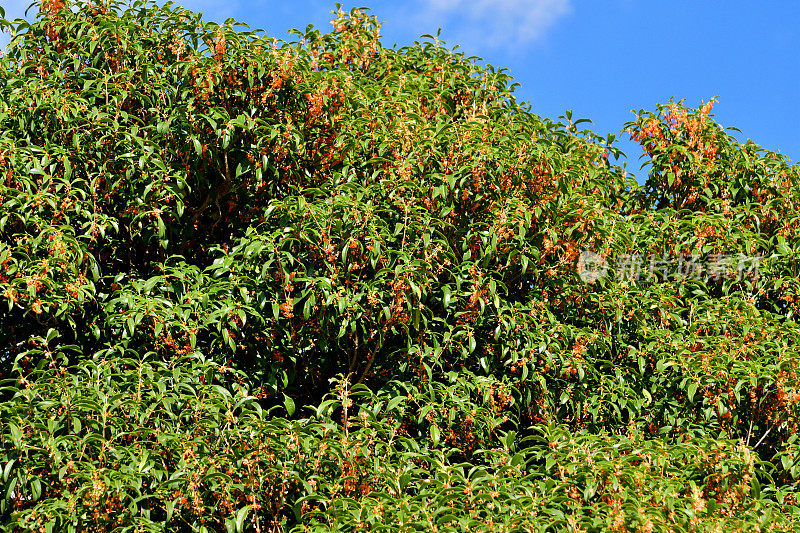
[2,357,796,531]
[1,0,799,530]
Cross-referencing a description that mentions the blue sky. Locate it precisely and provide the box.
[2,1,798,181]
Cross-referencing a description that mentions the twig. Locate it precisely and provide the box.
[753,424,776,450]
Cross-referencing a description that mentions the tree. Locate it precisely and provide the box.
[1,1,799,531]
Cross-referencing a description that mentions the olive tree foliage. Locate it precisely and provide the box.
[1,1,800,531]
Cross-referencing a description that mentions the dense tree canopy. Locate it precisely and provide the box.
[1,1,800,531]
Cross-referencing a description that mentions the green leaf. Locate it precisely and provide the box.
[236,505,253,532]
[2,460,15,483]
[430,424,440,445]
[8,424,21,447]
[687,382,698,403]
[283,395,295,416]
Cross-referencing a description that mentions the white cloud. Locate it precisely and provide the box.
[415,0,572,49]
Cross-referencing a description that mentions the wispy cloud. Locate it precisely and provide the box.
[412,0,572,50]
